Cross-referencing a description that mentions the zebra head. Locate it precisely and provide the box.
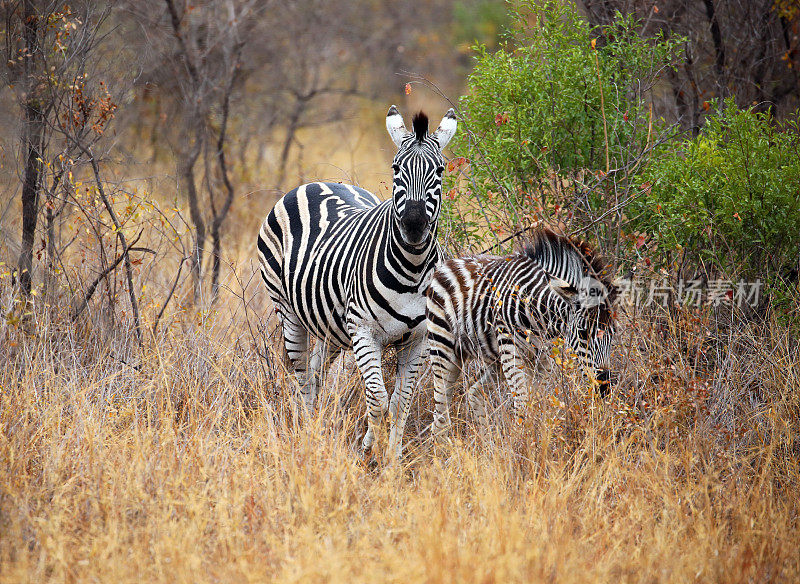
[534,230,618,396]
[566,289,617,396]
[386,105,457,247]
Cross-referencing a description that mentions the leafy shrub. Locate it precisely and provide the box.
[633,99,800,284]
[443,0,682,247]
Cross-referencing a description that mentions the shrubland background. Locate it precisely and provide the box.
[1,1,799,581]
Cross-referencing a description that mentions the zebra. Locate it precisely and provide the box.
[257,105,457,459]
[425,228,617,435]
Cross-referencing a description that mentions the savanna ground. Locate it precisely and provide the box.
[2,269,799,583]
[2,1,800,582]
[2,151,799,581]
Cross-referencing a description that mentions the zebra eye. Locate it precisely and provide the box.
[435,166,444,177]
[392,164,401,174]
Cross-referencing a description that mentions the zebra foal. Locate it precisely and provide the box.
[258,106,456,459]
[426,229,617,435]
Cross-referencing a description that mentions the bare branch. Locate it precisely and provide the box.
[72,230,144,320]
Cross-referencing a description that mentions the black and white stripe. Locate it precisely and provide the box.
[426,229,617,434]
[258,106,457,459]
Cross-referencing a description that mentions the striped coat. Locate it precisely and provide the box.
[426,229,617,434]
[258,106,457,459]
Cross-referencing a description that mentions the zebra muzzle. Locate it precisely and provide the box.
[399,201,429,246]
[595,369,613,397]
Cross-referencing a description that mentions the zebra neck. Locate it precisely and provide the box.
[543,258,584,290]
[520,284,573,337]
[389,218,438,268]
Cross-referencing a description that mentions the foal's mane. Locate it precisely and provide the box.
[522,228,617,304]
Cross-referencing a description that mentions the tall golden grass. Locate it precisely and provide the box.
[1,98,798,582]
[1,280,798,582]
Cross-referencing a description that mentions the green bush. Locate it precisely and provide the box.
[633,99,800,283]
[443,0,681,247]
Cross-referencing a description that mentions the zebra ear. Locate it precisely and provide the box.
[386,105,409,148]
[431,108,457,150]
[550,278,578,301]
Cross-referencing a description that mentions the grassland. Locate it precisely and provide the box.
[1,278,798,582]
[1,96,798,584]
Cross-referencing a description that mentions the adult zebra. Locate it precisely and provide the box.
[426,229,617,435]
[258,106,457,459]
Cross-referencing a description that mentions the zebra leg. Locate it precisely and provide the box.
[466,366,498,433]
[304,339,342,409]
[387,338,425,460]
[277,305,313,417]
[497,333,530,424]
[427,311,459,437]
[351,330,388,455]
[430,359,459,438]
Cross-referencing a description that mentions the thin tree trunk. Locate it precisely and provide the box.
[165,0,206,305]
[19,101,44,296]
[683,49,701,137]
[702,0,726,99]
[210,43,241,304]
[17,0,44,298]
[275,96,308,190]
[210,226,222,303]
[181,131,205,304]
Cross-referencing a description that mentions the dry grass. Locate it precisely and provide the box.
[1,98,798,582]
[1,281,798,583]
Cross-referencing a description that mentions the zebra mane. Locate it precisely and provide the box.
[412,112,429,142]
[523,228,616,304]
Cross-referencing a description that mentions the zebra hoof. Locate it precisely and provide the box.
[355,441,378,469]
[386,432,404,464]
[430,415,452,438]
[360,452,379,470]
